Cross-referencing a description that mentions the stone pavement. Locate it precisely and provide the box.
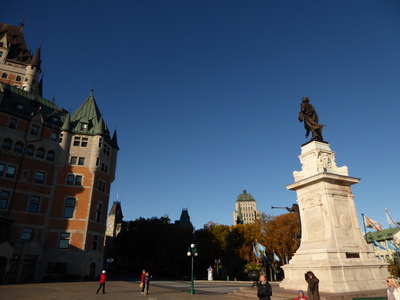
[0,280,248,300]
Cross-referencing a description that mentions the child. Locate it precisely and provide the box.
[294,290,308,300]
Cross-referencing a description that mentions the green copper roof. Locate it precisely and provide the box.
[365,227,399,243]
[70,90,106,136]
[236,189,255,202]
[0,82,66,127]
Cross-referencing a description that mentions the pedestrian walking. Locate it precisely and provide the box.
[96,270,106,294]
[387,277,400,300]
[257,274,272,300]
[305,271,319,300]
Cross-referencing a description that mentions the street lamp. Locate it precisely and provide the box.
[214,259,220,279]
[187,243,198,295]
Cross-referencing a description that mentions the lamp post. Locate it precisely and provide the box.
[187,243,198,295]
[214,259,220,279]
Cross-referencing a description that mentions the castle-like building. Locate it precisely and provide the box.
[0,22,119,283]
[233,188,260,225]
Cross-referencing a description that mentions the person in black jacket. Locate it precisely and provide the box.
[257,274,272,300]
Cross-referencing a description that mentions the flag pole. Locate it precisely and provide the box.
[361,213,367,242]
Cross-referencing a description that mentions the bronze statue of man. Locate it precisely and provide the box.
[298,97,324,141]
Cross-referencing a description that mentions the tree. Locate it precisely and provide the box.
[263,213,300,262]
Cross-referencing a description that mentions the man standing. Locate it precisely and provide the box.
[257,274,272,300]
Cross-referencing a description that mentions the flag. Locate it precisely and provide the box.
[264,253,268,262]
[253,245,261,259]
[273,252,280,262]
[385,209,400,230]
[365,216,382,231]
[257,242,266,252]
[387,241,400,253]
[373,239,386,250]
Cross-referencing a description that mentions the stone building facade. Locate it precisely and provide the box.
[233,188,260,225]
[0,22,118,283]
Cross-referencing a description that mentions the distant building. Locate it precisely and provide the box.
[233,188,260,225]
[104,201,124,258]
[0,22,119,283]
[175,208,194,231]
[365,227,400,262]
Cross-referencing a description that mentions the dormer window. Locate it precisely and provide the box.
[16,76,22,81]
[1,72,7,78]
[81,123,88,131]
[30,125,40,136]
[51,116,59,124]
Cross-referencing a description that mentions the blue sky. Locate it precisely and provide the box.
[3,1,400,230]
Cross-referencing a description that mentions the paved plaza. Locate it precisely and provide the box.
[0,279,253,300]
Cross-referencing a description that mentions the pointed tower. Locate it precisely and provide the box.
[0,23,42,94]
[233,187,260,225]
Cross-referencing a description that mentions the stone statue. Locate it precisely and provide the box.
[298,97,324,141]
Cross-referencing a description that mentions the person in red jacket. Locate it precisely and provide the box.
[294,290,308,300]
[140,269,146,294]
[96,270,107,294]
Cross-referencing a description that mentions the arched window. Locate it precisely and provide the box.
[13,141,24,153]
[36,147,45,159]
[2,138,12,150]
[46,150,55,161]
[25,144,34,156]
[16,76,22,82]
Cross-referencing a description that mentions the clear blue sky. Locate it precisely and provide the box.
[3,1,400,231]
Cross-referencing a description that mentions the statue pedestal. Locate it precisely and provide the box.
[280,141,389,293]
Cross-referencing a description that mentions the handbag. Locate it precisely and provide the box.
[140,282,144,288]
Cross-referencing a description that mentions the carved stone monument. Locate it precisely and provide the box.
[279,141,389,293]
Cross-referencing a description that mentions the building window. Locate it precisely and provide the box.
[0,164,4,176]
[70,156,77,165]
[92,235,99,251]
[69,156,85,166]
[8,118,17,129]
[58,233,70,249]
[0,190,10,209]
[73,137,81,146]
[30,125,39,136]
[2,138,12,150]
[27,195,41,213]
[1,72,7,78]
[50,132,58,141]
[66,174,83,186]
[46,150,55,161]
[36,147,45,159]
[81,123,88,131]
[96,202,102,222]
[0,51,3,57]
[98,138,103,148]
[25,144,35,156]
[5,166,16,178]
[34,171,45,184]
[96,158,100,166]
[81,137,88,147]
[21,228,34,241]
[16,75,22,82]
[78,157,85,165]
[63,198,76,218]
[13,141,24,153]
[98,180,106,192]
[59,133,63,144]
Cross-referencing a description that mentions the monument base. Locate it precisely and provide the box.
[281,141,389,293]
